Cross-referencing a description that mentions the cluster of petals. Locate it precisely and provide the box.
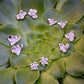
[65,30,75,41]
[16,9,38,19]
[48,18,67,28]
[16,10,27,19]
[30,57,48,70]
[57,21,67,28]
[39,57,48,66]
[59,43,69,52]
[8,35,20,45]
[28,9,38,18]
[48,18,57,26]
[30,62,39,70]
[8,35,23,55]
[11,44,23,55]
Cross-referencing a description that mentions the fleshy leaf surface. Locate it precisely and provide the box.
[47,59,65,78]
[0,68,15,84]
[63,51,84,76]
[37,72,59,84]
[63,75,84,84]
[15,68,39,84]
[61,0,84,23]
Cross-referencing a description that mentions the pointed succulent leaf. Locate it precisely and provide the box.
[74,35,84,54]
[15,68,39,84]
[61,0,84,23]
[63,75,84,84]
[43,0,58,10]
[37,72,59,84]
[0,68,15,84]
[0,43,10,66]
[63,51,84,76]
[10,53,32,68]
[47,59,65,78]
[0,0,18,25]
[56,0,68,11]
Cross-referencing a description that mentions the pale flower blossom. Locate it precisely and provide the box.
[48,18,57,26]
[11,44,23,55]
[59,43,69,52]
[8,35,21,46]
[30,62,39,70]
[39,57,48,66]
[16,10,27,19]
[58,21,67,28]
[28,9,38,18]
[65,31,75,41]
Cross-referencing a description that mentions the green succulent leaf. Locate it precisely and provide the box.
[63,51,84,76]
[56,0,68,11]
[76,16,84,29]
[10,53,32,68]
[63,75,84,84]
[74,35,84,54]
[42,9,62,23]
[15,68,39,84]
[43,0,58,10]
[0,0,18,25]
[0,63,9,69]
[34,23,49,32]
[47,59,65,78]
[61,0,84,23]
[0,68,15,84]
[49,47,61,59]
[37,72,59,84]
[0,43,10,66]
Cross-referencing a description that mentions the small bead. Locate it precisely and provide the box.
[28,9,38,18]
[39,57,48,66]
[30,62,39,70]
[16,10,27,19]
[8,35,21,46]
[48,18,57,26]
[58,21,67,28]
[65,31,75,41]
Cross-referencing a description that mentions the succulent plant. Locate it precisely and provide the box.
[0,0,84,84]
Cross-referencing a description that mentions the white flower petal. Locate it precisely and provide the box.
[39,57,48,66]
[16,10,26,19]
[59,43,69,52]
[65,31,75,41]
[30,62,39,70]
[58,21,67,28]
[28,9,38,18]
[11,44,23,55]
[8,35,21,45]
[48,18,57,26]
